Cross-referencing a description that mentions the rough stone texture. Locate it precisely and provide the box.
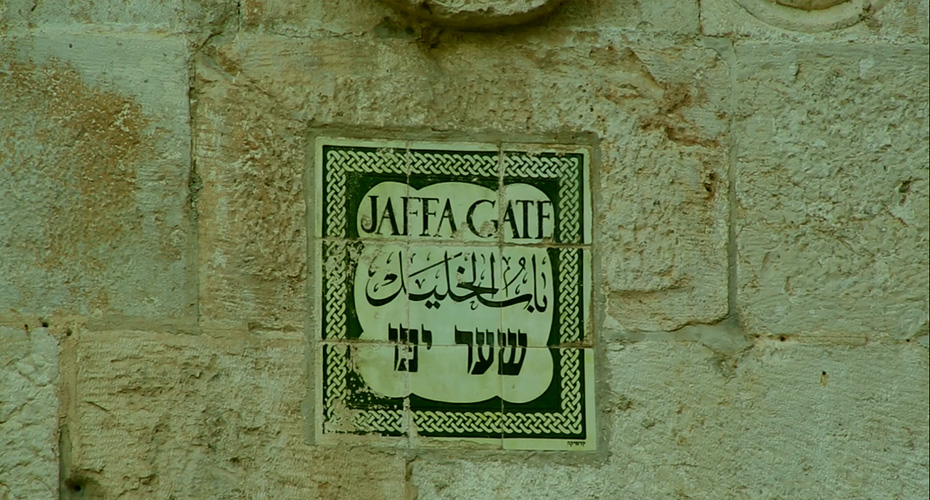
[412,340,930,499]
[240,0,395,35]
[378,0,564,30]
[0,0,926,498]
[0,33,194,319]
[871,0,930,41]
[776,0,849,9]
[240,0,701,38]
[63,329,408,499]
[0,0,242,35]
[0,326,59,500]
[552,0,702,34]
[195,32,728,331]
[702,0,930,40]
[734,43,930,338]
[594,41,729,333]
[0,0,185,31]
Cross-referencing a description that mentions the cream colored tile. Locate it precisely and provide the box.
[316,342,409,446]
[501,145,592,245]
[502,348,596,451]
[408,345,503,448]
[407,246,503,346]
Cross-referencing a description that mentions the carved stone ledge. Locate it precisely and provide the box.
[378,0,565,30]
[774,0,849,11]
[733,0,881,32]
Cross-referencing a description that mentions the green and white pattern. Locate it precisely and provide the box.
[315,138,595,450]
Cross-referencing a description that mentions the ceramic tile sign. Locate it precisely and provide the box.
[314,138,595,450]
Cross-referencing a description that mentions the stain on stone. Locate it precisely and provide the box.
[374,16,417,38]
[641,83,717,148]
[610,392,633,412]
[194,78,307,324]
[225,105,306,283]
[1,57,153,275]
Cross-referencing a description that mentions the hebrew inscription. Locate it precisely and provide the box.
[315,138,595,450]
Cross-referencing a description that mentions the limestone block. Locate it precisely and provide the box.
[0,326,59,500]
[194,59,308,328]
[0,33,194,319]
[548,0,700,34]
[0,1,242,41]
[871,0,930,41]
[0,0,185,32]
[195,33,728,331]
[585,41,729,333]
[184,0,243,40]
[240,0,700,37]
[63,329,407,499]
[241,0,395,36]
[411,340,930,499]
[734,43,930,338]
[701,0,929,41]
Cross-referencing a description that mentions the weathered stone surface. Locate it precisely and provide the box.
[0,0,185,31]
[0,326,59,500]
[549,0,700,34]
[63,329,407,499]
[0,33,194,319]
[871,0,930,41]
[378,0,564,30]
[194,48,308,328]
[734,43,930,338]
[0,1,241,47]
[591,41,729,333]
[776,0,849,9]
[411,339,930,499]
[702,0,929,40]
[0,1,925,497]
[240,0,700,37]
[194,33,728,331]
[241,0,394,35]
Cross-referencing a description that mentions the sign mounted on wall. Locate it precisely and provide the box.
[314,137,595,450]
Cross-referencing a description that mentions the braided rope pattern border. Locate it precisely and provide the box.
[499,349,582,435]
[353,409,406,434]
[502,153,582,243]
[411,410,502,435]
[322,344,406,435]
[320,144,588,439]
[322,344,347,422]
[322,242,347,340]
[558,248,581,343]
[408,150,498,177]
[324,148,406,238]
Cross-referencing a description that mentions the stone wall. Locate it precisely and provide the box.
[1,1,927,498]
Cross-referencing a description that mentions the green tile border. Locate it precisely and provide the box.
[315,138,595,449]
